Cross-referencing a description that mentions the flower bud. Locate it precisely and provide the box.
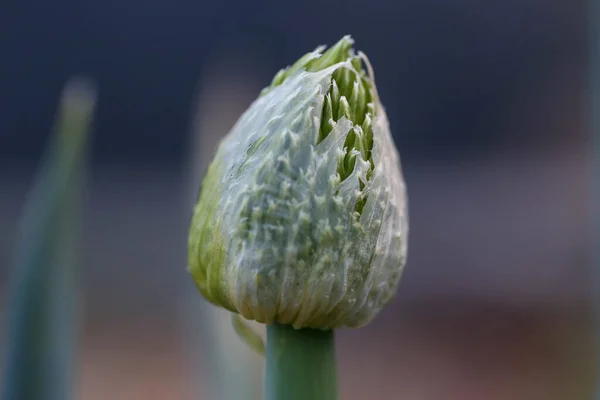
[188,36,408,329]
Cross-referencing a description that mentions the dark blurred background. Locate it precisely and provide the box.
[0,0,593,399]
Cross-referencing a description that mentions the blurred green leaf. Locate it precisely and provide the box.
[231,314,265,356]
[1,79,96,400]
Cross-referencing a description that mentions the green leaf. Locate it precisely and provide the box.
[1,78,96,400]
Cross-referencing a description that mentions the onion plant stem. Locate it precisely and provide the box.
[265,323,338,400]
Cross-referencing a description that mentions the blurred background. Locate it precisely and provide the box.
[0,0,593,399]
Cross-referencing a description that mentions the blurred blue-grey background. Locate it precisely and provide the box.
[0,0,592,399]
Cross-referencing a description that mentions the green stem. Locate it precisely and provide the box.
[265,323,338,400]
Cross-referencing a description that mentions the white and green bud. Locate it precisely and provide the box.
[188,36,408,330]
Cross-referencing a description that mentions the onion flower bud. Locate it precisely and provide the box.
[188,35,408,329]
